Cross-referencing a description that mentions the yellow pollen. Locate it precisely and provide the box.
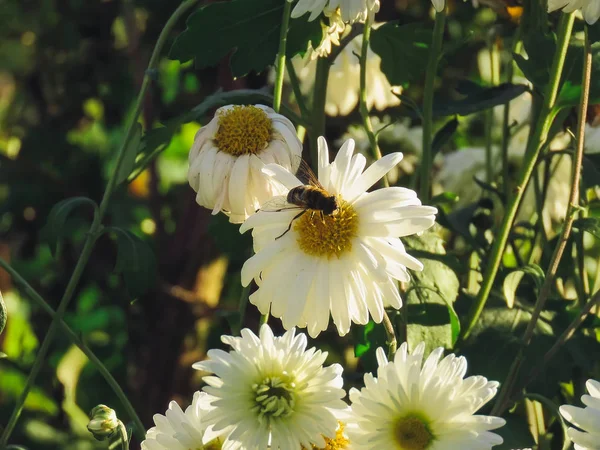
[295,199,358,259]
[304,422,350,450]
[393,416,434,450]
[214,105,272,156]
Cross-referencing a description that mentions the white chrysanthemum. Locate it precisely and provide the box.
[548,0,600,24]
[560,379,600,449]
[188,104,302,223]
[308,9,346,59]
[292,34,401,116]
[240,137,437,337]
[348,343,506,449]
[193,325,347,450]
[431,0,445,12]
[289,0,380,23]
[142,391,220,450]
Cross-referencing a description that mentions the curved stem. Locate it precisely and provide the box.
[0,0,200,444]
[491,19,590,415]
[461,13,575,342]
[272,1,292,114]
[358,11,388,187]
[419,8,446,203]
[0,257,145,440]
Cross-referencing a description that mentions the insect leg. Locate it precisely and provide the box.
[275,210,306,240]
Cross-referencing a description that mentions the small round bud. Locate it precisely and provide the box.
[87,404,119,441]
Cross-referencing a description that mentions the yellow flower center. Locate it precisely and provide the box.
[204,438,223,450]
[305,421,350,449]
[294,199,358,259]
[214,105,272,156]
[393,415,434,450]
[252,375,297,424]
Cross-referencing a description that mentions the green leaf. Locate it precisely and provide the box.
[116,122,142,185]
[370,22,433,87]
[431,117,458,159]
[0,291,6,336]
[41,197,98,256]
[434,83,529,117]
[404,230,461,350]
[110,228,157,298]
[572,217,600,239]
[169,0,322,77]
[502,264,545,309]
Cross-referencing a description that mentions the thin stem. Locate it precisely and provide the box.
[461,13,575,342]
[502,26,523,200]
[310,57,330,169]
[0,0,200,444]
[492,20,591,415]
[484,38,499,183]
[272,1,292,114]
[0,257,145,440]
[358,11,388,187]
[235,284,252,335]
[382,311,398,358]
[419,8,446,203]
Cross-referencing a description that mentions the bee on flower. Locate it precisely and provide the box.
[240,137,437,337]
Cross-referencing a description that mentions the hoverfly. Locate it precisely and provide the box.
[259,158,339,239]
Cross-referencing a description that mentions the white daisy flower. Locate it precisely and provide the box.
[548,0,600,24]
[142,391,221,450]
[188,104,302,224]
[292,33,401,116]
[560,379,600,450]
[240,137,437,337]
[308,9,346,59]
[289,0,380,23]
[348,343,506,449]
[193,324,347,450]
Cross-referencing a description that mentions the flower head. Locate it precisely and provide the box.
[193,325,347,450]
[289,0,380,23]
[142,391,219,450]
[348,343,506,449]
[240,137,436,337]
[293,34,401,116]
[560,379,600,449]
[548,0,600,24]
[188,104,302,223]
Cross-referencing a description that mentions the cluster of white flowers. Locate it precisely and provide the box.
[171,0,600,448]
[142,325,507,450]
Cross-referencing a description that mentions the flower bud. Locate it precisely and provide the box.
[87,404,119,441]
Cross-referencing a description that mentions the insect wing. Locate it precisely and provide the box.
[294,157,324,189]
[258,196,301,213]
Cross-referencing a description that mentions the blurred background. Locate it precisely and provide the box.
[1,0,598,449]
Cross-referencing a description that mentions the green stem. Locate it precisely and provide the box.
[235,284,251,335]
[0,257,145,440]
[461,13,575,342]
[419,8,446,203]
[484,38,499,183]
[502,28,523,199]
[272,1,292,114]
[310,57,330,169]
[492,17,589,415]
[0,0,200,444]
[358,11,388,187]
